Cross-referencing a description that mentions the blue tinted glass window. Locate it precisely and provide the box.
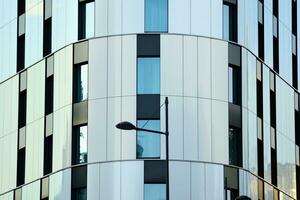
[145,0,168,32]
[144,184,166,200]
[138,58,160,94]
[74,64,88,103]
[137,120,160,158]
[223,5,230,41]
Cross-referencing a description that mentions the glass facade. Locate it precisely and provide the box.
[137,120,160,158]
[74,64,88,103]
[145,0,168,32]
[73,126,88,164]
[144,184,166,200]
[137,58,160,94]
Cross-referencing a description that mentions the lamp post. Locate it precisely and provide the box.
[115,97,169,200]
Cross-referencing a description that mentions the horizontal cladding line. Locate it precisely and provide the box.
[0,33,299,97]
[0,159,296,200]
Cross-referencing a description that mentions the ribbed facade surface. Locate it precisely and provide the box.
[0,0,299,200]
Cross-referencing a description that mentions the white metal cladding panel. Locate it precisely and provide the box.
[183,36,197,97]
[122,35,136,96]
[27,60,45,124]
[277,133,296,198]
[0,84,3,138]
[280,193,295,200]
[183,97,198,161]
[49,169,71,200]
[121,96,136,160]
[122,0,144,34]
[0,0,17,27]
[211,100,228,164]
[170,161,191,200]
[205,163,224,200]
[197,37,211,99]
[0,191,13,200]
[191,162,205,200]
[247,52,257,114]
[276,77,295,142]
[89,37,108,100]
[108,0,122,35]
[169,0,190,34]
[25,118,44,183]
[248,111,258,174]
[53,45,73,111]
[0,132,17,194]
[121,161,144,200]
[239,170,258,199]
[26,0,42,11]
[238,0,245,46]
[198,98,212,162]
[87,164,100,200]
[211,0,223,39]
[279,23,293,85]
[22,180,40,200]
[264,8,274,69]
[242,108,249,170]
[298,38,300,89]
[95,0,108,37]
[52,0,77,52]
[107,36,122,97]
[88,99,107,163]
[211,39,228,102]
[242,49,248,109]
[263,122,272,183]
[52,105,72,172]
[191,0,211,37]
[1,76,18,136]
[161,35,183,96]
[263,64,270,125]
[99,162,121,200]
[107,97,121,161]
[25,2,43,68]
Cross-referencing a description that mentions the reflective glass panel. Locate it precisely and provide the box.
[73,188,87,200]
[138,58,160,94]
[137,120,160,158]
[74,64,88,103]
[73,126,88,164]
[85,2,95,39]
[144,184,166,200]
[145,0,168,32]
[223,5,230,41]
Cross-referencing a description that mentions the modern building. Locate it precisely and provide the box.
[0,0,299,199]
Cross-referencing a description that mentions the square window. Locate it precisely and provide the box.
[73,64,88,103]
[144,184,166,200]
[137,120,160,158]
[145,0,168,32]
[138,58,160,94]
[72,125,88,164]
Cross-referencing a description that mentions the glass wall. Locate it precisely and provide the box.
[73,64,88,103]
[145,0,168,32]
[144,184,166,200]
[137,58,160,94]
[72,125,88,164]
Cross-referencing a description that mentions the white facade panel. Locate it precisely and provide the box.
[263,65,270,124]
[95,0,108,37]
[121,96,136,160]
[279,0,291,30]
[27,60,45,124]
[211,39,228,102]
[99,162,121,200]
[25,118,44,183]
[108,36,122,97]
[0,191,13,200]
[183,97,198,160]
[122,35,136,96]
[198,98,212,162]
[263,122,272,183]
[87,164,100,200]
[49,169,71,200]
[205,163,224,200]
[108,0,122,35]
[191,162,205,200]
[89,38,108,100]
[247,52,257,114]
[161,35,183,96]
[279,24,292,84]
[169,0,190,34]
[88,99,107,162]
[198,37,211,99]
[121,161,144,200]
[211,0,223,39]
[264,8,274,69]
[211,100,228,164]
[107,97,121,160]
[122,0,144,34]
[248,111,258,174]
[170,161,191,200]
[183,36,197,97]
[22,181,40,200]
[191,0,211,37]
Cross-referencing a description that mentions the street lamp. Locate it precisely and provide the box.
[235,196,251,200]
[115,97,169,200]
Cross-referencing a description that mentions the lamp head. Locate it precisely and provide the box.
[115,121,136,130]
